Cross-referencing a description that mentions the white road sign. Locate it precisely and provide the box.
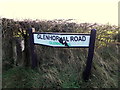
[33,33,90,47]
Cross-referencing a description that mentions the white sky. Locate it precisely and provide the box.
[0,0,119,25]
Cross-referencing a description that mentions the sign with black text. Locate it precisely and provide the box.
[29,29,96,81]
[33,33,90,47]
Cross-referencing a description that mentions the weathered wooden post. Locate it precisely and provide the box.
[83,29,96,81]
[28,28,37,68]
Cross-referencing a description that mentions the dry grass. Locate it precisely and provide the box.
[2,44,119,88]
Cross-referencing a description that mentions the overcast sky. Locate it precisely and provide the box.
[0,0,119,25]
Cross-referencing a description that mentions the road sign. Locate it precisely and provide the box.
[29,28,96,81]
[33,33,90,48]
